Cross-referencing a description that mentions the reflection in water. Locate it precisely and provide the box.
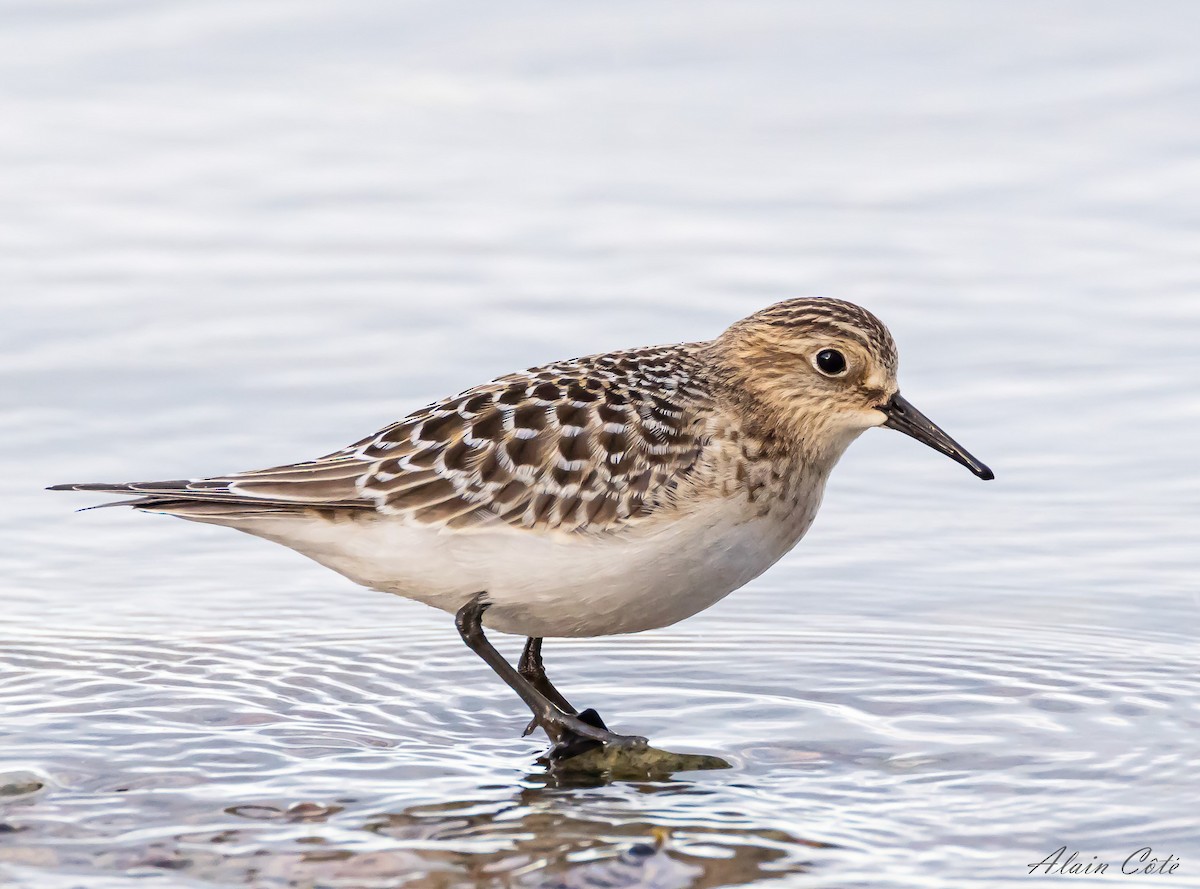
[354,792,818,888]
[0,632,820,886]
[0,785,817,887]
[535,832,706,889]
[1,622,1195,886]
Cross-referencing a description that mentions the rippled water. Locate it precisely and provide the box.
[2,2,1199,887]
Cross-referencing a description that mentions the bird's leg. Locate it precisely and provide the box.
[517,637,608,737]
[455,594,642,758]
[518,637,575,712]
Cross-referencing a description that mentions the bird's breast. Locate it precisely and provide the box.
[475,478,826,637]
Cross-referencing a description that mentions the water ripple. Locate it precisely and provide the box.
[1,617,1195,885]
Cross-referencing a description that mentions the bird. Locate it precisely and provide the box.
[51,297,993,760]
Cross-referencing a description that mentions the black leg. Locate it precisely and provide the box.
[455,593,642,756]
[518,637,577,714]
[517,637,608,738]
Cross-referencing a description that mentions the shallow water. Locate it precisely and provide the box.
[2,2,1199,887]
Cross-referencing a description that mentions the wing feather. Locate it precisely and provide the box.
[355,343,714,531]
[51,343,715,532]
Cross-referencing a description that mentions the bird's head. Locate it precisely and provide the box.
[712,297,993,479]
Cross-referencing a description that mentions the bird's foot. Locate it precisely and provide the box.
[529,708,647,762]
[547,728,650,762]
[522,706,607,738]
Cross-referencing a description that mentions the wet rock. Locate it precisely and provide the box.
[224,804,284,820]
[0,773,45,798]
[285,802,343,822]
[544,744,730,779]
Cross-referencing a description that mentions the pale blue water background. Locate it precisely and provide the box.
[1,2,1198,887]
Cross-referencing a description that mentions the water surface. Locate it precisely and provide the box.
[2,2,1198,886]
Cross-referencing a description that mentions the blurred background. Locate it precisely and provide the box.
[1,2,1197,887]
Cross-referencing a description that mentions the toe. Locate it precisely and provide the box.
[548,733,603,761]
[575,708,608,731]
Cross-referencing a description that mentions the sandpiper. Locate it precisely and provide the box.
[52,297,992,758]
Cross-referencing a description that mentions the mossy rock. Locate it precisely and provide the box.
[543,743,730,779]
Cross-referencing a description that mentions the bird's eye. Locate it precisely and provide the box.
[814,348,847,376]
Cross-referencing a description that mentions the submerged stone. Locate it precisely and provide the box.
[542,744,731,779]
[0,772,45,798]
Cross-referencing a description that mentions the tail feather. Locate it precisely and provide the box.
[47,479,373,514]
[48,480,228,495]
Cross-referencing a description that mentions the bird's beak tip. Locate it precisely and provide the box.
[880,392,994,482]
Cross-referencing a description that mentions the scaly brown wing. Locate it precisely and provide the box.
[52,343,717,533]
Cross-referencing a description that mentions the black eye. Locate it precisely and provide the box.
[814,348,847,376]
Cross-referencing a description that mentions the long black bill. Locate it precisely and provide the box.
[879,393,994,480]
